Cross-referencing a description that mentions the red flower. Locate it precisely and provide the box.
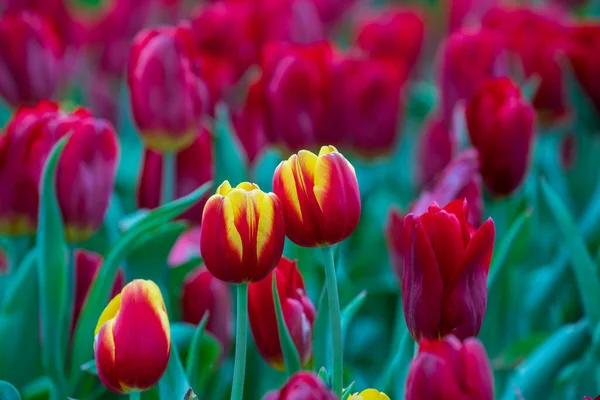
[466,77,535,196]
[415,112,455,190]
[137,129,213,225]
[406,335,494,400]
[248,257,316,370]
[445,0,498,34]
[567,22,600,116]
[0,248,6,274]
[232,78,269,164]
[263,372,336,400]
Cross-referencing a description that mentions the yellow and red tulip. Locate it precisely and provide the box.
[349,389,391,400]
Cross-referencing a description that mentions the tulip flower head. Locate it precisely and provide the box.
[567,23,600,116]
[349,389,391,400]
[273,145,360,247]
[263,372,337,400]
[200,181,285,283]
[94,279,171,393]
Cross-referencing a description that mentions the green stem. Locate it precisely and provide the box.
[5,236,32,273]
[161,152,176,205]
[231,284,248,400]
[321,246,343,397]
[129,391,141,400]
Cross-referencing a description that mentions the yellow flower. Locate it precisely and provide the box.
[349,389,391,400]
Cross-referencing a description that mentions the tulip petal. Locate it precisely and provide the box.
[95,294,122,335]
[94,319,122,393]
[462,338,494,400]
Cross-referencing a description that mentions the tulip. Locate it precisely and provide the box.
[128,25,208,153]
[406,335,494,400]
[584,396,600,400]
[232,78,269,164]
[248,257,316,370]
[437,28,506,123]
[199,181,285,283]
[181,266,233,356]
[349,389,390,400]
[137,129,213,225]
[415,112,455,190]
[168,227,202,267]
[466,77,535,196]
[94,279,171,393]
[399,199,495,340]
[272,145,360,247]
[0,11,62,107]
[263,372,336,400]
[567,23,600,116]
[445,0,497,34]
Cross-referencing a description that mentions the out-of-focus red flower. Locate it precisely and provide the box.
[437,27,506,123]
[482,5,569,122]
[466,77,535,196]
[232,78,269,164]
[583,396,600,400]
[310,0,355,28]
[567,22,600,116]
[181,266,233,357]
[445,0,498,34]
[405,335,494,400]
[0,248,6,274]
[263,372,336,400]
[415,112,455,190]
[82,69,121,126]
[560,133,576,171]
[168,227,202,267]
[0,11,63,107]
[137,129,213,225]
[353,6,425,74]
[248,257,316,370]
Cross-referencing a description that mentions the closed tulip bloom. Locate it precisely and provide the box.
[128,25,208,153]
[263,372,336,400]
[199,181,285,283]
[406,335,494,400]
[273,146,360,247]
[0,11,62,107]
[94,279,171,393]
[349,389,390,400]
[400,199,495,340]
[232,78,269,164]
[466,77,535,196]
[415,112,455,190]
[137,129,213,225]
[567,23,600,116]
[248,257,316,370]
[181,266,233,356]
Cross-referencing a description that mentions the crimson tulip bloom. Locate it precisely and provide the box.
[273,146,361,247]
[181,266,233,356]
[466,77,535,196]
[263,372,336,400]
[248,257,316,370]
[415,112,455,190]
[0,11,62,107]
[137,129,213,225]
[94,279,171,393]
[567,23,600,116]
[406,335,494,400]
[399,199,495,340]
[232,78,269,164]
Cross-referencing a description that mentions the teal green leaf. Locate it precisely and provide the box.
[273,274,302,375]
[214,103,248,186]
[341,382,355,400]
[492,332,552,371]
[159,340,190,400]
[252,148,283,192]
[317,367,331,388]
[185,313,209,391]
[560,54,600,132]
[79,360,97,376]
[21,377,56,400]
[186,332,221,396]
[341,291,367,346]
[0,381,21,400]
[171,322,197,350]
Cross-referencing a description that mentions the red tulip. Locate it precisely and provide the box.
[137,129,213,225]
[263,372,336,400]
[0,11,62,107]
[248,257,316,370]
[232,78,269,164]
[406,335,494,400]
[310,0,355,28]
[567,22,600,117]
[466,77,535,196]
[181,266,233,357]
[445,0,497,34]
[415,112,455,190]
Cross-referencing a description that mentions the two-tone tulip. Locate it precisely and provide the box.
[199,181,285,283]
[399,199,495,340]
[128,25,208,153]
[273,146,361,247]
[94,279,171,393]
[349,389,390,400]
[406,335,494,400]
[567,22,600,116]
[263,372,336,400]
[415,112,455,190]
[248,257,316,370]
[181,266,233,356]
[137,129,213,225]
[466,77,535,196]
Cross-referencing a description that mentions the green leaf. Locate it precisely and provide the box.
[69,182,212,387]
[185,332,221,396]
[341,291,367,346]
[560,54,600,133]
[252,148,283,192]
[214,103,248,186]
[79,360,97,376]
[0,381,21,400]
[492,332,552,371]
[540,180,600,325]
[171,322,197,351]
[158,340,191,400]
[317,367,331,388]
[185,313,209,391]
[36,136,69,395]
[313,286,329,373]
[341,382,355,400]
[273,274,302,375]
[21,377,56,400]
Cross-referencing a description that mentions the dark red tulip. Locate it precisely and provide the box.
[466,77,535,196]
[263,372,336,400]
[406,335,494,400]
[181,266,233,357]
[0,11,62,107]
[567,22,600,117]
[137,129,213,225]
[232,78,269,164]
[248,257,316,370]
[399,199,495,340]
[415,112,455,190]
[445,0,498,34]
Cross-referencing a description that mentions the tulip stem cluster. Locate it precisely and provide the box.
[231,283,249,400]
[161,152,176,205]
[321,246,343,397]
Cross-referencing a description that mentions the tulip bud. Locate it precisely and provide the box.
[248,257,316,370]
[415,112,455,190]
[199,181,285,283]
[137,129,213,225]
[128,25,208,153]
[400,199,495,340]
[406,335,494,400]
[466,77,535,196]
[263,372,336,400]
[273,145,361,247]
[181,266,233,356]
[94,279,171,393]
[0,11,62,107]
[349,389,390,400]
[567,23,600,116]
